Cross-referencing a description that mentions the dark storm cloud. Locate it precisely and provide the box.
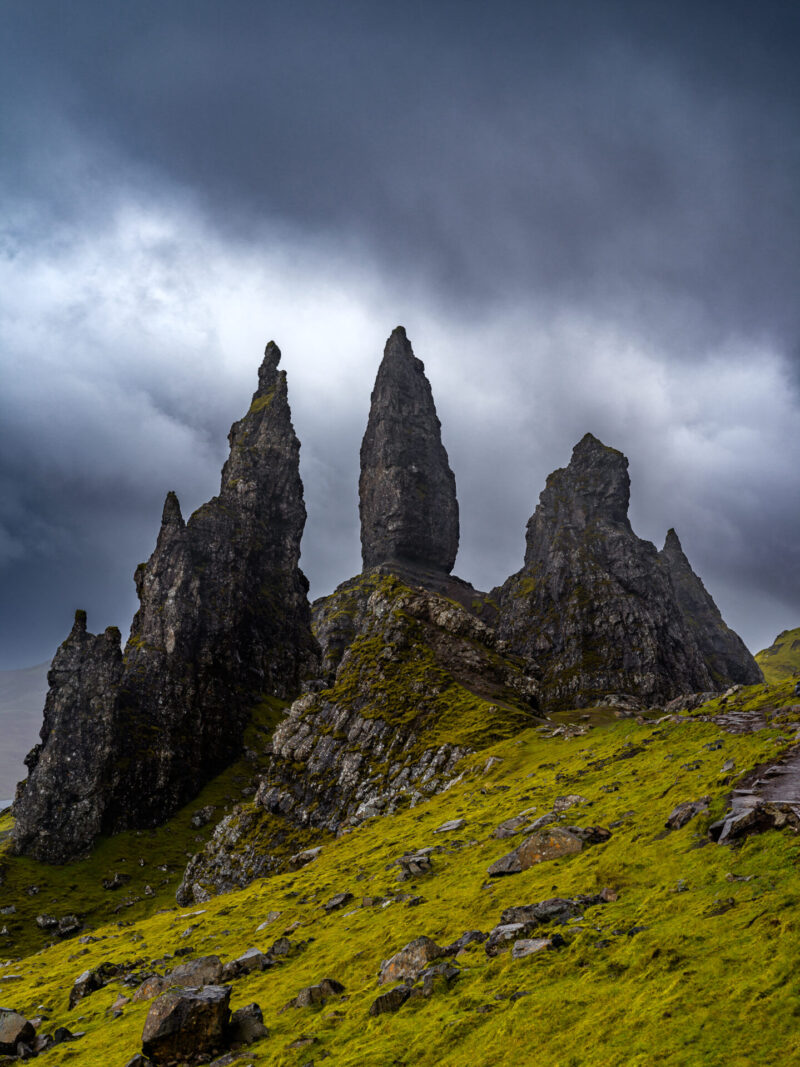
[1,0,799,667]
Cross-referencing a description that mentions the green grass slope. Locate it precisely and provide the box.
[1,679,800,1065]
[756,627,800,684]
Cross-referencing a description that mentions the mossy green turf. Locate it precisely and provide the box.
[1,680,799,1065]
[756,626,800,683]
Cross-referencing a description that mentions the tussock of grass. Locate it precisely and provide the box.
[1,682,800,1064]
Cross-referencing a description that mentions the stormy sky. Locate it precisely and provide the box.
[1,0,799,670]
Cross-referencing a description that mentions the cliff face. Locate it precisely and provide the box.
[10,613,123,863]
[496,434,718,709]
[659,528,763,687]
[12,344,316,862]
[359,327,459,573]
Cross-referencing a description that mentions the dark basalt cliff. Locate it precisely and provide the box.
[659,528,762,686]
[496,433,758,709]
[359,327,459,573]
[12,344,316,862]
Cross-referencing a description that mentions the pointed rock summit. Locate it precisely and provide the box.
[13,343,317,862]
[359,327,459,573]
[660,528,762,686]
[496,434,755,708]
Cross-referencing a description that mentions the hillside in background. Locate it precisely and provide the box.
[0,662,48,804]
[757,627,800,684]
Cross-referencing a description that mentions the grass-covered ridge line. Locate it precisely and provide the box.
[756,626,800,684]
[1,680,799,1064]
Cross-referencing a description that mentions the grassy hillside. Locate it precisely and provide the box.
[1,678,799,1065]
[756,627,800,684]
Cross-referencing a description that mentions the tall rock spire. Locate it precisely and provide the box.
[496,434,716,709]
[359,327,459,573]
[13,343,317,861]
[660,528,763,686]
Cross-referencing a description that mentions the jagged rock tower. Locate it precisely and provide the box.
[12,343,317,862]
[496,433,761,708]
[660,528,763,686]
[359,326,459,574]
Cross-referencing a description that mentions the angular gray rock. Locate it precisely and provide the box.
[13,343,317,863]
[141,985,231,1065]
[359,327,459,573]
[496,433,750,709]
[660,528,763,686]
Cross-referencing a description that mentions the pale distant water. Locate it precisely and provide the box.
[0,799,12,810]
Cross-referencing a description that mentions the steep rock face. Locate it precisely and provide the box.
[12,344,316,861]
[659,528,763,686]
[496,434,715,709]
[11,613,123,864]
[359,327,459,573]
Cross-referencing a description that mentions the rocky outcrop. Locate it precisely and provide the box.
[13,343,316,862]
[254,574,540,834]
[660,528,763,686]
[359,327,459,573]
[496,434,725,709]
[10,613,123,863]
[180,572,541,902]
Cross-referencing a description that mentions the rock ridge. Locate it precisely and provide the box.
[13,343,317,862]
[496,433,756,708]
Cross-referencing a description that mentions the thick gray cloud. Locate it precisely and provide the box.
[1,0,798,668]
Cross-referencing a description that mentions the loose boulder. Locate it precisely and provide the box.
[227,1002,269,1046]
[0,1010,35,1054]
[487,827,585,876]
[666,798,710,830]
[141,985,231,1066]
[368,986,411,1016]
[379,936,449,985]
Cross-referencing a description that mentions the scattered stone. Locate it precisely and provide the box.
[512,938,555,959]
[395,851,434,881]
[368,986,411,1016]
[485,923,535,956]
[522,812,557,833]
[141,985,232,1065]
[270,936,293,957]
[52,1026,76,1044]
[289,847,322,871]
[0,1010,35,1054]
[433,818,466,835]
[256,911,281,930]
[103,872,132,891]
[487,827,590,877]
[34,915,58,931]
[293,979,345,1008]
[168,955,224,986]
[227,1002,269,1045]
[133,976,172,1003]
[323,892,354,912]
[124,1055,152,1067]
[221,947,270,981]
[446,930,488,954]
[552,794,588,812]
[379,936,448,985]
[68,968,105,1009]
[666,798,710,830]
